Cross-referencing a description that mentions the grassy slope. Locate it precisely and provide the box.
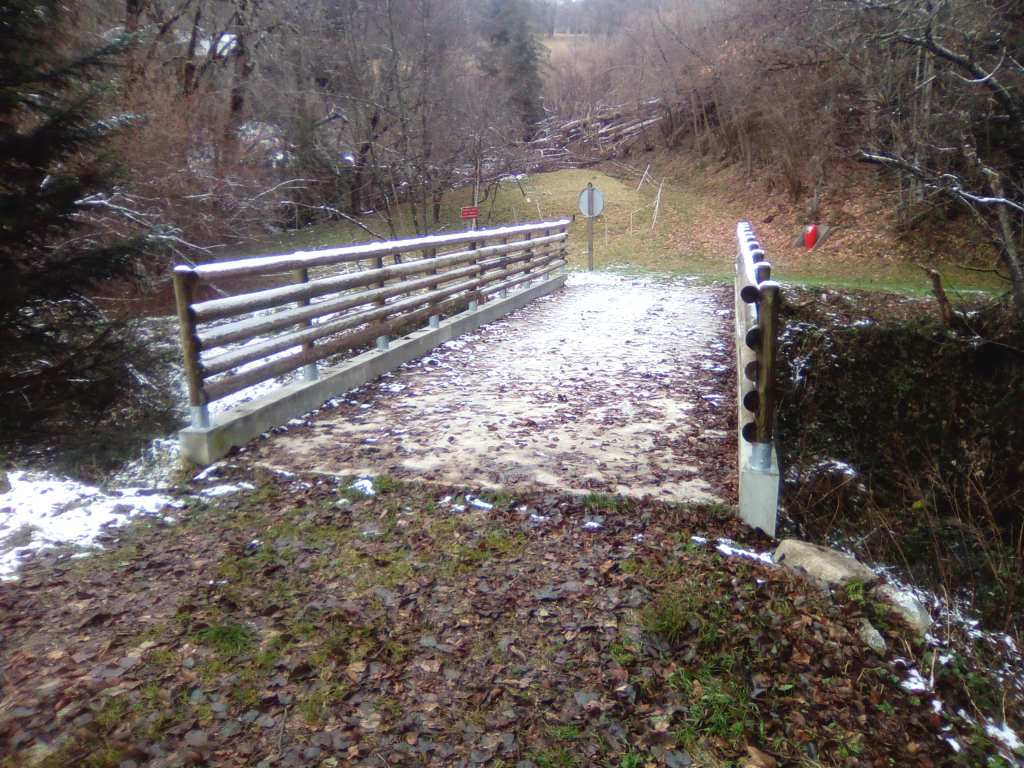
[233,162,1006,301]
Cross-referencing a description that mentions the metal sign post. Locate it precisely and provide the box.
[577,182,605,271]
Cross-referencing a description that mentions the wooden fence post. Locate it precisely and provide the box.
[753,281,781,470]
[499,238,509,298]
[542,229,551,280]
[173,269,209,429]
[560,224,568,273]
[523,233,533,289]
[424,248,441,328]
[293,267,318,381]
[468,238,480,311]
[373,254,388,350]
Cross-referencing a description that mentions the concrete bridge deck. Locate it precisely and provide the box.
[242,275,738,503]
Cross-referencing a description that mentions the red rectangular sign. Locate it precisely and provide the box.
[461,206,479,220]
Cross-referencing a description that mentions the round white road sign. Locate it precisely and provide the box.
[578,185,605,217]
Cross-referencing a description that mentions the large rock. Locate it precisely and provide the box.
[876,584,933,636]
[773,539,932,636]
[773,540,877,586]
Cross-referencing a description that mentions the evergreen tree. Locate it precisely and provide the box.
[481,0,546,133]
[0,0,157,433]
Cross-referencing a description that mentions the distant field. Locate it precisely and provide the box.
[230,167,1005,299]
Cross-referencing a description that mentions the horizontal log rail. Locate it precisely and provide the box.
[174,220,569,428]
[735,222,782,536]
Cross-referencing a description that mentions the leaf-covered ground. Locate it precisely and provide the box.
[0,470,995,768]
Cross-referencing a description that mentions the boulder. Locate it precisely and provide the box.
[774,539,932,636]
[773,540,877,586]
[875,584,933,636]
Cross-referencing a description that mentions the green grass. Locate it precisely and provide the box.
[528,748,580,768]
[223,166,1005,297]
[191,623,257,654]
[547,725,580,741]
[296,683,351,725]
[773,260,1005,297]
[668,663,763,745]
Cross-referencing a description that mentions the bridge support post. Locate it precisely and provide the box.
[735,223,780,537]
[293,268,319,383]
[173,269,211,431]
[429,315,440,329]
[469,300,478,311]
[191,405,210,430]
[376,335,389,350]
[499,289,507,299]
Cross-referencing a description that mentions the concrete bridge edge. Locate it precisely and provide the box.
[179,274,567,465]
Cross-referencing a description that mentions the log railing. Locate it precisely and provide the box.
[173,220,570,429]
[735,222,781,535]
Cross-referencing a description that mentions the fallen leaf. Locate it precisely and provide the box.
[739,746,777,768]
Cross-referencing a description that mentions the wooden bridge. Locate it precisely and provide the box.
[173,222,780,534]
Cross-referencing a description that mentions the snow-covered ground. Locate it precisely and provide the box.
[0,471,184,578]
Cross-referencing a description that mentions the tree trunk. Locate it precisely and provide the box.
[987,173,1024,320]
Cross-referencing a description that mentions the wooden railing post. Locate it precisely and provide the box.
[468,239,479,311]
[560,224,568,273]
[173,268,209,429]
[523,233,533,289]
[293,268,318,381]
[541,229,551,280]
[373,254,388,349]
[424,247,440,328]
[752,281,780,470]
[498,238,509,298]
[754,260,771,284]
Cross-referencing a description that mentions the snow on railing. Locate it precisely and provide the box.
[173,220,570,429]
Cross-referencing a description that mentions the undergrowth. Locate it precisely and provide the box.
[776,295,1024,634]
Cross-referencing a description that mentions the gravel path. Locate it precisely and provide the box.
[245,275,738,502]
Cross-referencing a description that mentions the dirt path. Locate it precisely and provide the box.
[244,275,738,502]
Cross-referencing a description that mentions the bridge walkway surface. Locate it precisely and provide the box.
[238,275,738,503]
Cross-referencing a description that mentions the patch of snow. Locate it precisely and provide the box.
[0,471,178,579]
[350,478,376,497]
[111,437,182,490]
[984,722,1024,753]
[199,482,255,497]
[193,463,226,482]
[900,667,929,692]
[466,496,493,510]
[713,539,774,565]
